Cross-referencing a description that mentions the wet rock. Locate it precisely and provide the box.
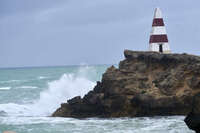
[185,93,200,133]
[67,96,82,105]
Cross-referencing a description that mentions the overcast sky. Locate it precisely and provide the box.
[1,0,200,68]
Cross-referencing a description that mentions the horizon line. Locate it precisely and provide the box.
[0,63,116,70]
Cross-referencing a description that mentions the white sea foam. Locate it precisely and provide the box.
[15,86,38,89]
[0,87,11,90]
[38,76,48,79]
[0,80,21,83]
[0,103,30,116]
[0,116,192,133]
[30,73,95,116]
[0,66,96,117]
[0,116,74,125]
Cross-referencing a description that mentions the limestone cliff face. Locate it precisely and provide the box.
[52,50,200,118]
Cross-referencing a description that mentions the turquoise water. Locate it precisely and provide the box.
[0,65,194,133]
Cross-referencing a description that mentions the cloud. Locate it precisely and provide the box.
[0,0,200,67]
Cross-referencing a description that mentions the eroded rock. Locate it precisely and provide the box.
[185,93,200,133]
[52,50,200,118]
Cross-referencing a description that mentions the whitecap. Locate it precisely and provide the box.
[15,86,38,89]
[0,116,192,133]
[0,66,96,117]
[0,87,11,90]
[38,76,48,79]
[0,103,30,116]
[30,73,95,116]
[0,80,21,83]
[0,116,74,125]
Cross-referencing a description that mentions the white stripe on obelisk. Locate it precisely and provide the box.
[151,26,167,35]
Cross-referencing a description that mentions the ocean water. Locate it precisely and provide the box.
[0,65,194,133]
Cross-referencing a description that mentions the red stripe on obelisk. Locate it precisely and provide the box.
[152,18,164,26]
[149,35,168,43]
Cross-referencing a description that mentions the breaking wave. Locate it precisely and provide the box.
[37,76,49,79]
[0,66,96,116]
[0,87,11,90]
[15,86,38,89]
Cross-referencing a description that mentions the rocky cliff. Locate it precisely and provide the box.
[52,50,200,119]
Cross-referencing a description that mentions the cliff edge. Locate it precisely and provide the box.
[52,50,200,119]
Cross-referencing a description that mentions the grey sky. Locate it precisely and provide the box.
[1,0,200,68]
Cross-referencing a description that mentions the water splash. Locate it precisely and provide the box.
[0,66,96,116]
[31,73,95,116]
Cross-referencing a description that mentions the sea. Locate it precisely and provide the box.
[0,65,194,133]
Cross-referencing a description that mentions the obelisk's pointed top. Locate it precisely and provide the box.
[154,7,162,18]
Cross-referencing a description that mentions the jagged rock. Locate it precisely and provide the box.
[185,93,200,133]
[52,50,200,119]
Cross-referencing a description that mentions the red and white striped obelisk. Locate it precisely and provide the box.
[149,8,170,53]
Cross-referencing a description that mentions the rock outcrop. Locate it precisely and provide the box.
[52,50,200,118]
[185,93,200,133]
